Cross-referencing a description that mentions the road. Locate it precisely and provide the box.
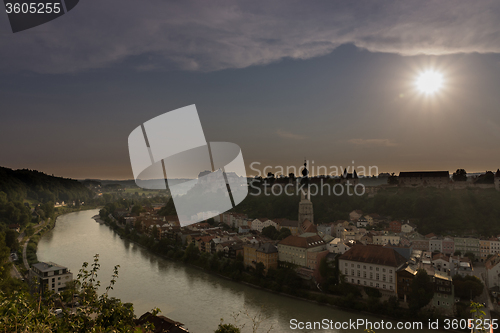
[472,263,493,320]
[9,256,23,280]
[19,218,50,273]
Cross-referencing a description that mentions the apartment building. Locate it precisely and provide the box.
[29,262,73,294]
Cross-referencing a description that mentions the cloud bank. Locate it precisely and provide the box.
[1,0,499,73]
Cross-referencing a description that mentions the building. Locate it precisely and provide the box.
[412,238,430,252]
[480,239,491,262]
[317,223,333,237]
[238,225,250,234]
[453,237,480,258]
[429,238,443,253]
[432,253,451,273]
[243,243,278,273]
[275,218,300,235]
[277,235,326,267]
[339,245,407,294]
[388,221,402,234]
[441,238,455,255]
[398,171,450,188]
[349,210,363,221]
[29,262,73,294]
[215,212,249,228]
[298,192,314,229]
[485,254,500,289]
[256,243,278,272]
[400,222,415,234]
[372,234,400,246]
[251,218,278,233]
[432,273,454,315]
[489,237,500,256]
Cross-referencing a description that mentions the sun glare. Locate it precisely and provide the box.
[415,70,444,94]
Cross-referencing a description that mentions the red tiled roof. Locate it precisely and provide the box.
[339,244,407,267]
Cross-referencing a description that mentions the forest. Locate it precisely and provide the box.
[231,186,500,237]
[0,167,93,228]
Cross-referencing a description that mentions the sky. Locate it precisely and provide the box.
[1,0,500,179]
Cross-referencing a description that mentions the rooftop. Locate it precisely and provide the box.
[278,235,325,249]
[339,244,407,267]
[32,262,68,273]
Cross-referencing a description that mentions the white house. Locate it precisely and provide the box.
[29,262,73,294]
[339,245,406,294]
[251,218,278,233]
[401,222,415,233]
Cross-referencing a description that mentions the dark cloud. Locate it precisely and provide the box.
[1,0,499,73]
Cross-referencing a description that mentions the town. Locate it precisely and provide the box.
[85,168,500,322]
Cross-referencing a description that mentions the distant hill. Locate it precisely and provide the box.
[0,166,92,203]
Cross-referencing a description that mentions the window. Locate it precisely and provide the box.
[370,273,373,279]
[345,269,348,275]
[364,281,366,285]
[382,268,386,272]
[383,275,386,282]
[383,284,386,289]
[376,273,379,280]
[376,283,379,288]
[376,267,379,271]
[390,285,393,291]
[370,266,373,270]
[363,272,366,278]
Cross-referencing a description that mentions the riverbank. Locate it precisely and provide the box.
[96,217,465,331]
[38,209,456,333]
[22,205,101,271]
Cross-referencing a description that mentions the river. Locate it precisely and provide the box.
[38,209,441,333]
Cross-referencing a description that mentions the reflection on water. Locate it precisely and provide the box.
[38,209,439,333]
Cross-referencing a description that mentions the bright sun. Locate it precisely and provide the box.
[415,70,444,94]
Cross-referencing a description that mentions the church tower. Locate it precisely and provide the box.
[298,160,313,230]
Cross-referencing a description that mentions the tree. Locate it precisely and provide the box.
[464,252,475,262]
[131,204,144,216]
[4,230,19,251]
[277,228,291,240]
[215,321,241,333]
[453,275,484,299]
[409,269,434,312]
[254,262,266,277]
[452,169,467,182]
[388,173,398,185]
[0,254,159,332]
[261,226,279,240]
[25,225,34,237]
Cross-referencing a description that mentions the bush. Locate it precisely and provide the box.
[364,286,382,298]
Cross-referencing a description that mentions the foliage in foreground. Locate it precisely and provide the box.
[0,254,158,332]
